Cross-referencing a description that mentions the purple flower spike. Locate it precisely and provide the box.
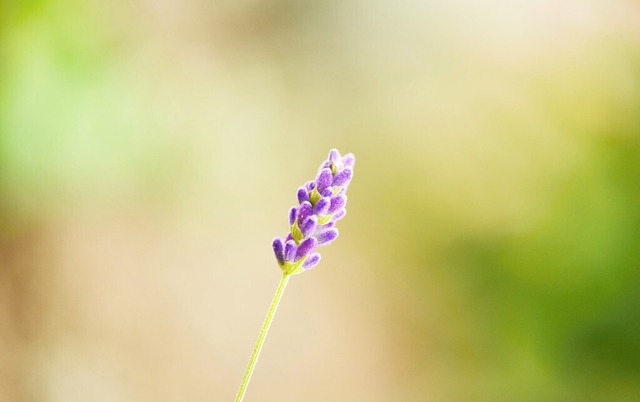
[316,168,333,192]
[313,197,331,216]
[317,228,339,245]
[297,201,313,224]
[295,237,317,261]
[289,207,298,226]
[300,216,318,237]
[328,195,346,214]
[332,168,353,187]
[302,253,321,270]
[297,187,309,204]
[272,149,354,274]
[284,240,297,263]
[272,238,285,266]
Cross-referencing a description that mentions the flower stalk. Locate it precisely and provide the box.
[234,273,290,402]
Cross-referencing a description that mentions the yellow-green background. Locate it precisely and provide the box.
[2,1,640,401]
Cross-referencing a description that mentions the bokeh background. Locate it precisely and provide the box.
[1,0,640,401]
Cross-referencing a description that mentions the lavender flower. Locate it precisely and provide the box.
[235,148,356,402]
[272,149,355,275]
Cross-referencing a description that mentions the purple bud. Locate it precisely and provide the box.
[316,228,339,245]
[316,168,332,192]
[289,207,298,226]
[303,253,321,270]
[342,153,355,168]
[328,195,346,214]
[297,201,313,223]
[313,197,330,216]
[321,188,333,197]
[332,209,346,221]
[295,238,317,261]
[297,187,309,204]
[332,168,353,187]
[328,149,341,163]
[300,216,318,237]
[319,221,335,230]
[305,181,315,191]
[272,238,285,266]
[286,233,294,242]
[284,240,297,263]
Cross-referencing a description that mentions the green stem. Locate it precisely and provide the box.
[235,273,291,402]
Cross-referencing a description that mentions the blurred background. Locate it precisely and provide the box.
[1,0,640,401]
